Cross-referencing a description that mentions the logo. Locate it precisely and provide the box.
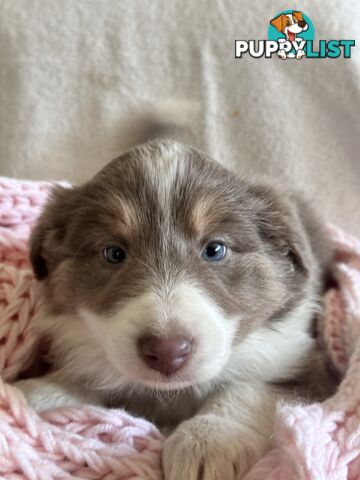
[268,11,314,59]
[235,10,355,59]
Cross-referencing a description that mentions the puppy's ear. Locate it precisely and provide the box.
[292,11,304,22]
[270,14,286,32]
[250,184,311,275]
[29,185,75,280]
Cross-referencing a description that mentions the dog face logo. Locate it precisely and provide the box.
[270,11,308,42]
[269,10,314,59]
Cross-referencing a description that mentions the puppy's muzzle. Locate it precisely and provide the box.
[138,335,193,375]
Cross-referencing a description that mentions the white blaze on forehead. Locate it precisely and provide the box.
[286,14,295,25]
[140,141,188,212]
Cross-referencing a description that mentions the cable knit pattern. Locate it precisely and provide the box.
[0,177,359,479]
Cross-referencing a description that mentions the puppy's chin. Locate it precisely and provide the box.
[123,370,215,392]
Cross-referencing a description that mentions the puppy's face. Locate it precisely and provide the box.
[270,12,308,40]
[31,140,312,391]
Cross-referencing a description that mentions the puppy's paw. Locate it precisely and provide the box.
[163,414,261,480]
[296,50,305,59]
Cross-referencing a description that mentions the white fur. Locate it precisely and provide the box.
[20,281,237,399]
[78,281,237,390]
[15,373,99,412]
[140,140,187,214]
[222,296,317,384]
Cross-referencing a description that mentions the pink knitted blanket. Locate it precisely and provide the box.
[0,177,359,479]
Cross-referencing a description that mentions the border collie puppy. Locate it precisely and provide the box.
[16,138,332,479]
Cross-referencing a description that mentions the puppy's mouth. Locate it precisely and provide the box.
[287,31,296,42]
[132,338,229,390]
[100,356,198,392]
[134,367,198,391]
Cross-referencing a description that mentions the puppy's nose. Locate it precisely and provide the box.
[298,20,306,28]
[138,335,193,375]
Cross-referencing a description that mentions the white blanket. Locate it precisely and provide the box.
[0,0,359,234]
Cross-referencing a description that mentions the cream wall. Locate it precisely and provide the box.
[0,1,359,234]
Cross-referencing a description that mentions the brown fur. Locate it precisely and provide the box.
[31,141,319,321]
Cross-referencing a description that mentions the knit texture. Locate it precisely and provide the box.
[0,177,359,479]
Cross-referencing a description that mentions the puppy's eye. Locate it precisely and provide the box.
[202,242,227,262]
[103,246,126,264]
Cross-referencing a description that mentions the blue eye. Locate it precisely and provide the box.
[103,246,126,264]
[202,242,227,262]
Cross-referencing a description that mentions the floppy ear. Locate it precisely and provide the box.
[270,14,286,32]
[29,185,75,280]
[249,184,311,275]
[292,11,304,22]
[259,208,310,274]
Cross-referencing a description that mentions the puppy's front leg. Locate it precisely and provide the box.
[13,373,100,412]
[163,382,276,480]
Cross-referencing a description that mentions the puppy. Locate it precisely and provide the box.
[15,138,332,479]
[270,11,309,59]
